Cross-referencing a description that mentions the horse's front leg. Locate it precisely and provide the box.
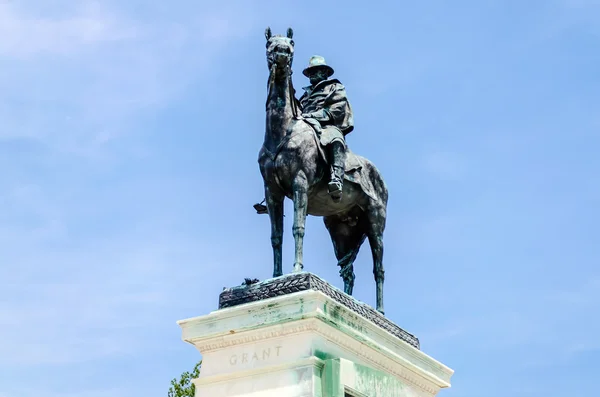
[292,172,308,272]
[265,186,284,277]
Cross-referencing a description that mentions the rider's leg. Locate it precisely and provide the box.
[328,140,346,202]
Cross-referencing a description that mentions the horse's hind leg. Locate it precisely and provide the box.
[324,214,367,295]
[369,233,385,314]
[366,204,386,314]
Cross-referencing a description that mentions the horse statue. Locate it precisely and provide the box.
[257,27,389,314]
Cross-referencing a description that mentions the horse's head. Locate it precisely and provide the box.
[265,27,295,73]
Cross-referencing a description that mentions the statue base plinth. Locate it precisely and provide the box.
[177,273,453,397]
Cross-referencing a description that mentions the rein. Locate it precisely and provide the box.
[265,63,277,110]
[288,67,300,119]
[265,60,300,120]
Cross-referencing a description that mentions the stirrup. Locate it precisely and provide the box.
[253,199,268,214]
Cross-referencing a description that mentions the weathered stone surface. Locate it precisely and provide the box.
[218,272,420,350]
[179,287,453,396]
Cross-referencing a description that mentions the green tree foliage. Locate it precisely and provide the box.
[168,360,202,397]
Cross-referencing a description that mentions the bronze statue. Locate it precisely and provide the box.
[256,27,388,313]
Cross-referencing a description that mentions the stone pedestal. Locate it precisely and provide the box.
[177,273,454,397]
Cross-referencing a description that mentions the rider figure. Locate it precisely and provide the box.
[299,55,354,203]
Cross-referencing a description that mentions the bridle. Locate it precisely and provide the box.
[265,45,300,119]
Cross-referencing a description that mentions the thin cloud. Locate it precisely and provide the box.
[0,388,131,397]
[0,1,256,156]
[543,278,600,306]
[421,150,466,181]
[0,2,139,58]
[0,232,206,366]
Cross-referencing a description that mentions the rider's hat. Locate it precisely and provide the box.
[302,55,335,78]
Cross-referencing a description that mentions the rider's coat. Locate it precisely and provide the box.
[299,79,354,145]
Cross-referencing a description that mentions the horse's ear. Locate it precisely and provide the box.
[265,27,272,40]
[287,27,294,39]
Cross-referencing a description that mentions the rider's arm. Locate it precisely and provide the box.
[302,84,344,122]
[322,83,352,128]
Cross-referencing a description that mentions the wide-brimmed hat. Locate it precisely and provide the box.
[302,55,334,77]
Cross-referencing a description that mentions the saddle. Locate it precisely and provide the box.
[303,119,378,201]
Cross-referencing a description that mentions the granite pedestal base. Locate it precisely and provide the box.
[177,273,454,397]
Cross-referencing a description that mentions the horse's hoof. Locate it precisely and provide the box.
[292,263,304,273]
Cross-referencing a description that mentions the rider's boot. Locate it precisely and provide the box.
[328,141,346,203]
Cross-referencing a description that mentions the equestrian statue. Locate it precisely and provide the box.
[255,27,388,314]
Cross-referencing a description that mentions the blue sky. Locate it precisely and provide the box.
[1,0,598,396]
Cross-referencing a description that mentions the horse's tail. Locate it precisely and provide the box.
[362,159,389,206]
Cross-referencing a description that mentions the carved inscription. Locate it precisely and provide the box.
[229,346,282,366]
